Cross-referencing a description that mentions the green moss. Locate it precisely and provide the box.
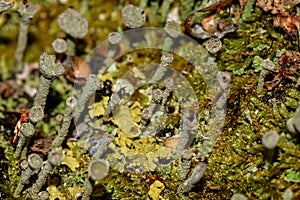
[0,134,21,199]
[285,169,300,183]
[1,0,300,199]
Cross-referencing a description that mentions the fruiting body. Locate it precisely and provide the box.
[206,37,222,54]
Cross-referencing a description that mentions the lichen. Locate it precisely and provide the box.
[1,0,300,199]
[148,180,165,200]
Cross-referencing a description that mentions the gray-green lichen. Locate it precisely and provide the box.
[14,2,37,72]
[1,0,300,200]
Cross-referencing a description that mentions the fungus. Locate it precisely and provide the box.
[58,8,88,39]
[88,159,109,180]
[286,118,297,135]
[262,130,279,149]
[286,107,300,135]
[122,4,146,28]
[282,188,293,200]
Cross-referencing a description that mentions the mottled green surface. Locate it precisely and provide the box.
[0,0,300,199]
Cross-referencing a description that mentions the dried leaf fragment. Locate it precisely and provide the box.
[274,12,300,40]
[13,109,30,145]
[264,50,300,90]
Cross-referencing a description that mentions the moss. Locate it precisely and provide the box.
[1,0,300,199]
[0,134,21,199]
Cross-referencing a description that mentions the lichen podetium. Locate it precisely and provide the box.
[0,0,300,199]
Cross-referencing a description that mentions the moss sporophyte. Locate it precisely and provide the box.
[1,0,300,199]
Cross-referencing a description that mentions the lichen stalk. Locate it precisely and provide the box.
[92,134,114,159]
[14,153,43,198]
[51,96,77,149]
[177,162,207,194]
[262,130,279,163]
[104,92,120,121]
[82,159,109,200]
[30,151,63,195]
[14,123,35,159]
[14,164,32,198]
[33,53,65,109]
[82,178,94,200]
[257,59,276,94]
[73,74,102,122]
[34,77,52,107]
[14,2,37,72]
